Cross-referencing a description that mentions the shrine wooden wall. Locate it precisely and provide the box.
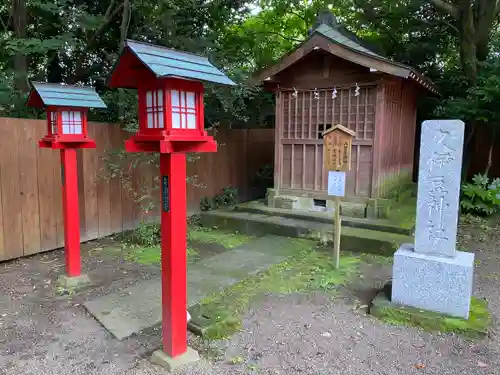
[0,118,273,262]
[276,85,376,197]
[374,79,418,197]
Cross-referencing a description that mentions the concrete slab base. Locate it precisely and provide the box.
[57,274,91,290]
[391,243,474,319]
[150,347,200,372]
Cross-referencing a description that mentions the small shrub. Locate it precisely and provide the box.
[254,164,273,189]
[213,193,227,208]
[220,187,238,205]
[461,174,500,216]
[200,197,214,211]
[199,187,239,211]
[122,221,161,247]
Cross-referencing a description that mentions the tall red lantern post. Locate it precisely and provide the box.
[108,40,235,370]
[26,82,107,287]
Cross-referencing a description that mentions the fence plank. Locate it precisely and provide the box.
[0,119,23,260]
[18,121,41,255]
[95,124,111,237]
[38,146,58,251]
[77,149,88,241]
[109,125,123,233]
[82,124,99,240]
[52,151,64,248]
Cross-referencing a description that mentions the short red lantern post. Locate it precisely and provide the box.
[26,82,107,287]
[108,40,235,370]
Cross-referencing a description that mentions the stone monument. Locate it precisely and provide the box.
[391,120,474,319]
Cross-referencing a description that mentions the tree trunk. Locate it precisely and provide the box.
[474,0,498,62]
[457,0,478,84]
[118,0,131,125]
[47,53,63,83]
[484,126,495,176]
[11,0,29,92]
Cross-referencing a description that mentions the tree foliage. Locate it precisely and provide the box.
[2,0,500,175]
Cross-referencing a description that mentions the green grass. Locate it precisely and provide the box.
[120,245,199,265]
[107,226,255,266]
[371,294,491,339]
[188,226,254,249]
[388,196,417,229]
[189,241,364,340]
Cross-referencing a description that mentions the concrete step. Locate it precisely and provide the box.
[200,209,412,257]
[234,201,414,236]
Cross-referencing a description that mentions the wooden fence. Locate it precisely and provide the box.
[0,117,274,261]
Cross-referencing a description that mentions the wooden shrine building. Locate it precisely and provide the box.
[253,15,437,218]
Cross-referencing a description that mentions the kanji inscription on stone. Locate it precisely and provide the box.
[414,120,464,257]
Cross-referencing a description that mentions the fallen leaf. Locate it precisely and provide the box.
[415,364,425,369]
[478,361,488,368]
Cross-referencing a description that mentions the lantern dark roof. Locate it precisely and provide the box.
[26,82,107,109]
[253,22,438,94]
[108,40,236,89]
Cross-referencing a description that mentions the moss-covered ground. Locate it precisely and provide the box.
[371,293,491,339]
[388,196,417,230]
[105,226,255,266]
[189,239,391,340]
[187,226,254,249]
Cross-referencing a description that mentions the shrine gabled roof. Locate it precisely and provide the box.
[253,23,438,94]
[107,40,236,88]
[26,82,107,109]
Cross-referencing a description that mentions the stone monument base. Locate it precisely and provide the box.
[391,243,474,319]
[151,347,200,372]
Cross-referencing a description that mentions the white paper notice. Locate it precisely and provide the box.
[328,171,346,197]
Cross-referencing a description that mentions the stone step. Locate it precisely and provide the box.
[200,209,412,257]
[234,201,414,236]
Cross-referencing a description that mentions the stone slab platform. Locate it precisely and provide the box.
[391,243,474,319]
[84,235,295,340]
[201,209,412,257]
[235,200,414,235]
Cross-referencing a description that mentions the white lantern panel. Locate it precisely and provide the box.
[171,90,197,130]
[172,113,181,129]
[186,92,195,108]
[158,110,164,128]
[61,111,83,135]
[187,114,196,129]
[145,89,165,129]
[171,90,180,107]
[147,113,154,129]
[157,90,163,107]
[51,112,58,134]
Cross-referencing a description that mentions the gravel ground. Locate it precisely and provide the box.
[166,293,499,375]
[1,220,500,375]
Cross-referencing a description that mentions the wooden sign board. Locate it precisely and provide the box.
[323,124,356,172]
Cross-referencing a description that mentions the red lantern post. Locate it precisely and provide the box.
[108,40,235,370]
[26,82,107,287]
